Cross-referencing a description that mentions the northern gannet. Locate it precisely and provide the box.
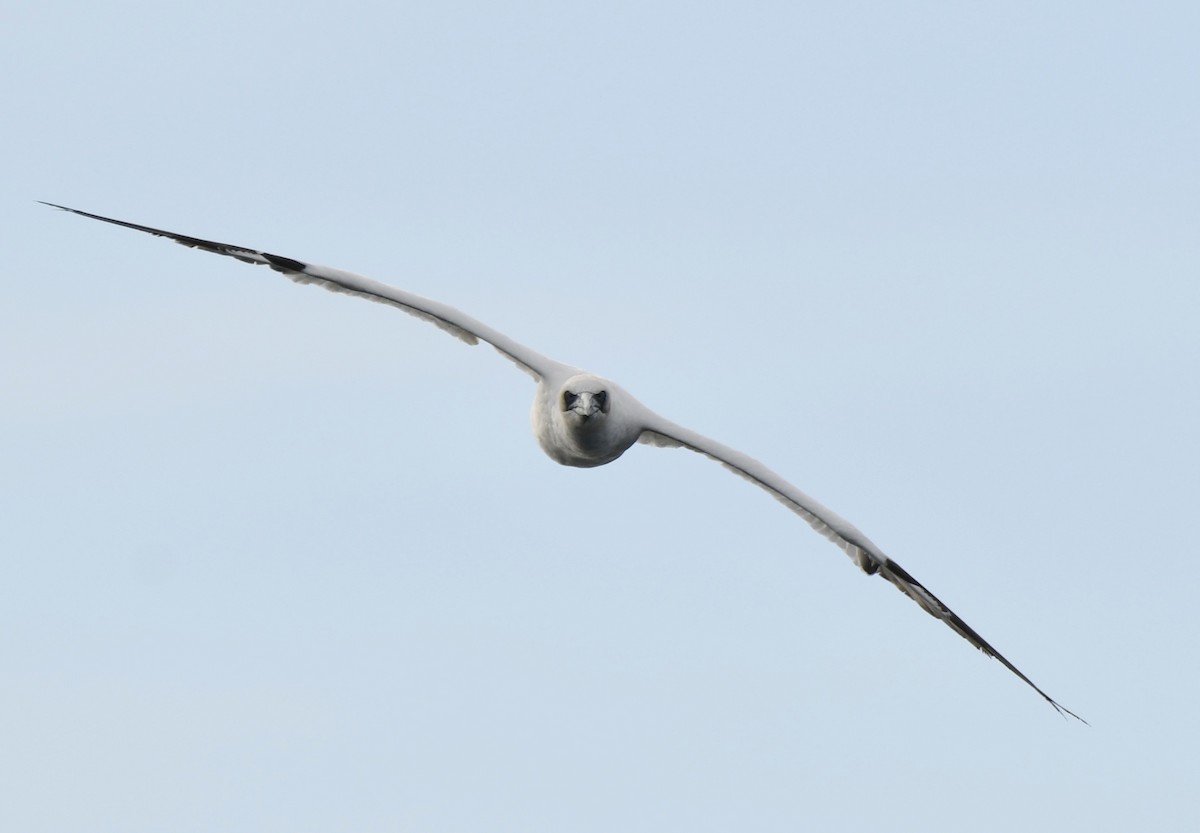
[42,202,1084,722]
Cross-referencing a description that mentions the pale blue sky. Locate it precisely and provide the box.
[3,2,1198,831]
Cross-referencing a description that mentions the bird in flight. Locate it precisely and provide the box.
[42,202,1084,722]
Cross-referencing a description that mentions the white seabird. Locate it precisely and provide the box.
[43,202,1084,722]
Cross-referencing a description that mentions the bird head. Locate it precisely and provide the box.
[561,386,609,426]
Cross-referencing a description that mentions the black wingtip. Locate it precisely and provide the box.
[878,558,1087,724]
[1049,698,1089,726]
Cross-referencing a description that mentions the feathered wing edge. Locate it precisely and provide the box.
[40,202,568,382]
[639,424,1085,723]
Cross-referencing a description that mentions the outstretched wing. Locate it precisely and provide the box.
[41,203,571,382]
[639,417,1085,722]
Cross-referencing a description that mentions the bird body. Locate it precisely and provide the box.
[535,374,641,467]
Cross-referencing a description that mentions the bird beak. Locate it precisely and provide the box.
[574,393,601,419]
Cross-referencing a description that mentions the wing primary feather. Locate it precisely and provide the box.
[40,202,270,263]
[878,558,1088,724]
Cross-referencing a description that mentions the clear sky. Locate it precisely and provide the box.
[3,2,1198,831]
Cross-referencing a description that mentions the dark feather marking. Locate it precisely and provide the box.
[40,201,279,268]
[880,558,1087,724]
[263,253,308,274]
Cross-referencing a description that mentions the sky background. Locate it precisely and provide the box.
[3,1,1198,830]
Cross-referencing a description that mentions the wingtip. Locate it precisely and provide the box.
[1050,699,1089,726]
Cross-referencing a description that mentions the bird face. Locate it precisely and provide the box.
[562,388,609,424]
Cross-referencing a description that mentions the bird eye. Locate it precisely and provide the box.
[563,391,578,410]
[595,390,608,412]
